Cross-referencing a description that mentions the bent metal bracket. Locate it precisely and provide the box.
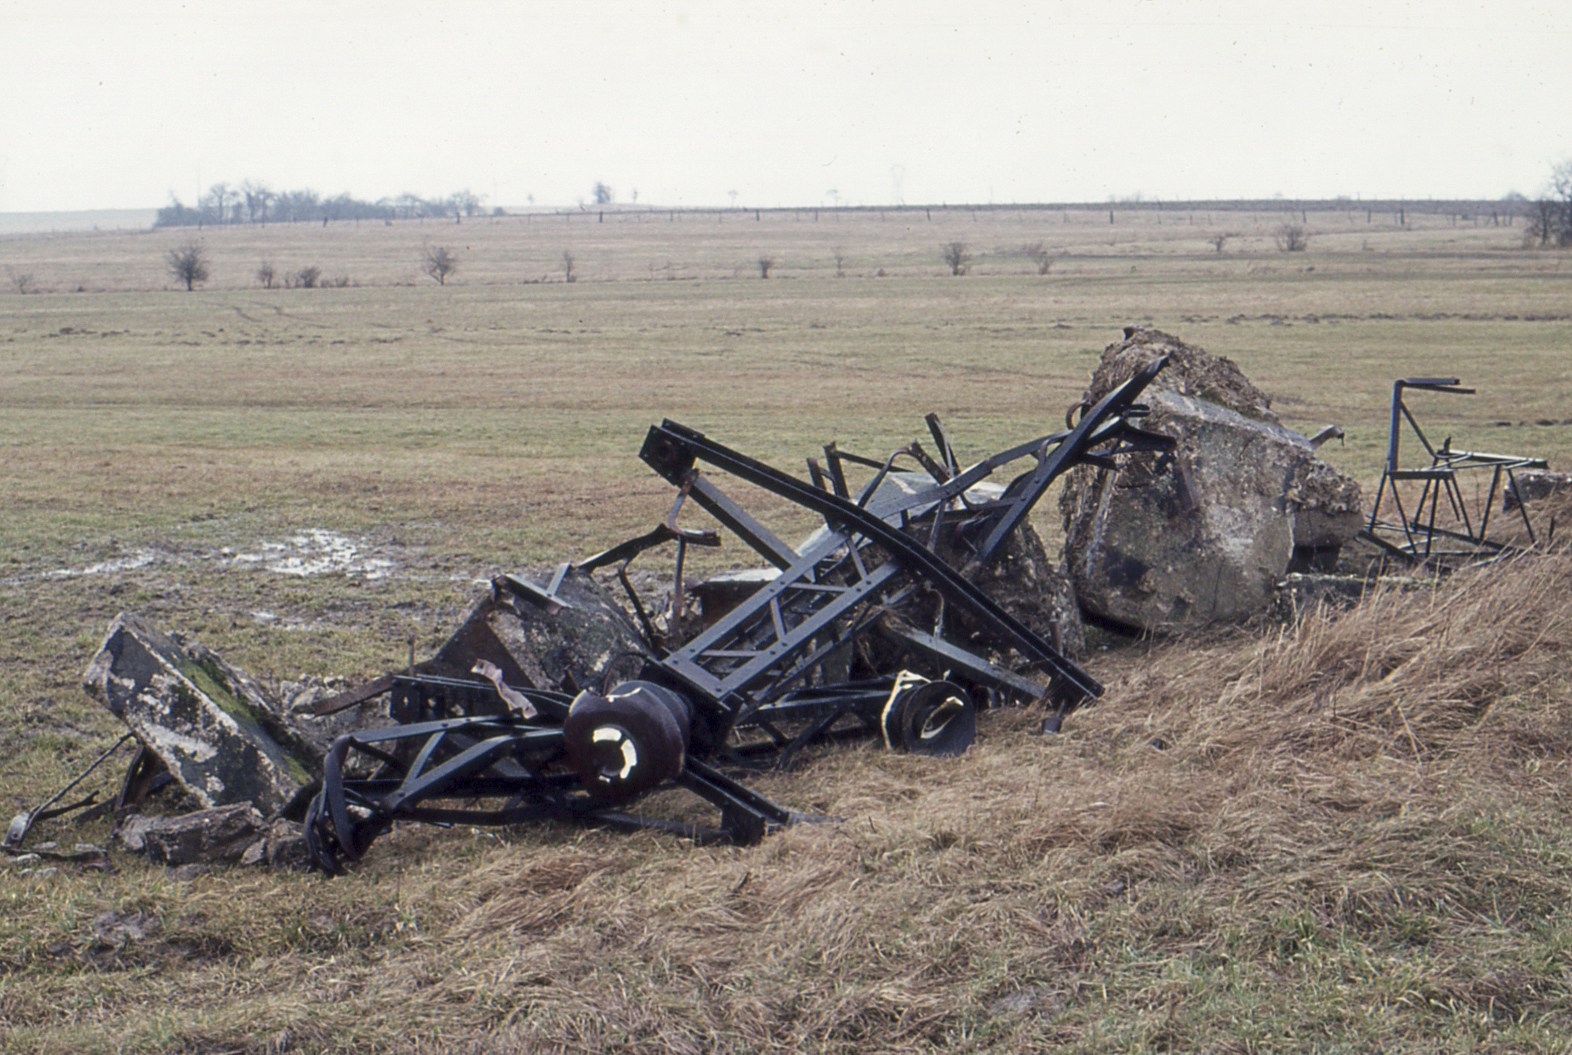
[303,358,1175,873]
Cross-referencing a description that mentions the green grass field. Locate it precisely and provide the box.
[3,203,1572,1053]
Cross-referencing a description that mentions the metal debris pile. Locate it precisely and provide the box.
[13,327,1564,874]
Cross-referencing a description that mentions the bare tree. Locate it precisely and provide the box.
[1275,223,1310,252]
[240,180,273,225]
[1210,233,1232,254]
[422,244,458,285]
[255,261,276,289]
[562,250,576,283]
[1021,241,1053,274]
[942,241,971,275]
[1536,160,1572,246]
[451,189,484,220]
[200,182,237,225]
[1526,197,1563,247]
[757,255,776,279]
[293,265,321,289]
[166,241,209,290]
[6,266,37,294]
[592,181,613,206]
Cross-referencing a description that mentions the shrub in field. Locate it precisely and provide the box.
[166,241,209,290]
[422,244,458,285]
[1022,240,1053,274]
[942,240,971,275]
[1275,223,1310,252]
[6,266,37,294]
[256,261,276,289]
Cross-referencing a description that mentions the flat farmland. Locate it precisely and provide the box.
[3,204,1572,1053]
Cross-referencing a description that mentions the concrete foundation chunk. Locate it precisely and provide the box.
[117,803,268,866]
[1506,468,1572,510]
[82,612,314,816]
[959,520,1086,660]
[1061,328,1363,632]
[429,567,651,694]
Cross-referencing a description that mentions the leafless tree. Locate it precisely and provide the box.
[256,261,276,289]
[757,255,776,279]
[200,182,237,225]
[450,189,484,220]
[240,180,273,224]
[422,244,458,285]
[592,182,613,206]
[293,265,321,289]
[562,250,576,283]
[1275,223,1310,252]
[942,241,971,275]
[1021,241,1052,274]
[166,241,209,290]
[1526,197,1561,246]
[1210,233,1232,254]
[1532,160,1572,246]
[6,266,37,294]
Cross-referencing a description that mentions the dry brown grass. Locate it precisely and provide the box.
[7,556,1572,1052]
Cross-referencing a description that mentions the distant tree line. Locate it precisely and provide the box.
[154,181,490,229]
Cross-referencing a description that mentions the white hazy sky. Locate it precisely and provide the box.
[2,0,1570,213]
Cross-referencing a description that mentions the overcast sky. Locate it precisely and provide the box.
[2,0,1569,213]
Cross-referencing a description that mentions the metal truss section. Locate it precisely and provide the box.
[1364,377,1547,568]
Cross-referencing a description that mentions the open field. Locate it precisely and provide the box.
[3,204,1572,1052]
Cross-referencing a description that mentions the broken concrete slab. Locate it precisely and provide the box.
[117,803,268,866]
[1084,325,1281,423]
[428,567,651,696]
[83,612,316,816]
[954,520,1086,660]
[279,675,393,761]
[1060,328,1363,632]
[1288,458,1366,572]
[1506,468,1572,510]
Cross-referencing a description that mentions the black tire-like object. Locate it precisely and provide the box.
[562,681,692,801]
[882,680,975,757]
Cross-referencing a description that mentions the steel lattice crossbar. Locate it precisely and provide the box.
[637,355,1174,736]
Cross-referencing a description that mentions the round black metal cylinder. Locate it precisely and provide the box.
[562,681,693,801]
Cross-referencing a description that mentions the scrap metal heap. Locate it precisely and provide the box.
[301,357,1175,872]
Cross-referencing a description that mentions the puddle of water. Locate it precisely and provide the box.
[228,528,395,579]
[41,551,160,579]
[25,529,397,584]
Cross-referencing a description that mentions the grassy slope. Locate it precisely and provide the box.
[2,206,1572,1053]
